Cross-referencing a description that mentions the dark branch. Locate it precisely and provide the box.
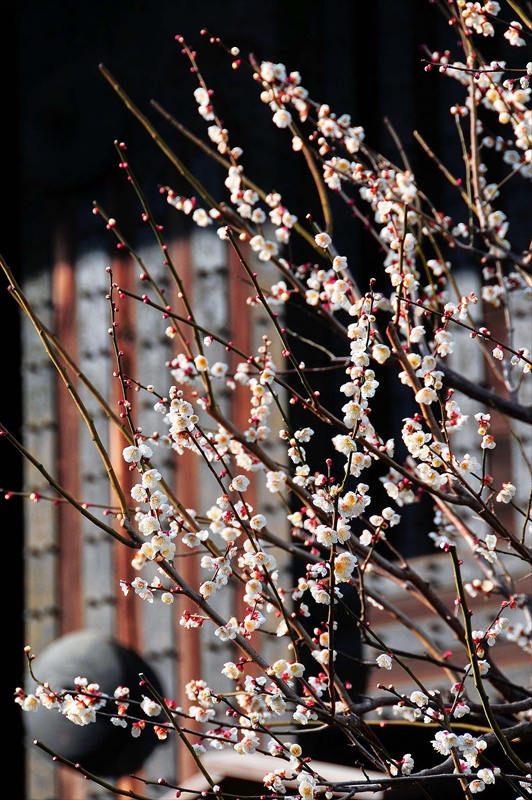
[439,362,532,424]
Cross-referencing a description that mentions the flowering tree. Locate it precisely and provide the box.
[6,1,532,798]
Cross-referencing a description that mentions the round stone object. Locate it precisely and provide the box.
[25,630,166,777]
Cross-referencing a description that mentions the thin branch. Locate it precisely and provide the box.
[438,361,532,424]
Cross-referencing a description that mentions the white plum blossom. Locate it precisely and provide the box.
[131,577,153,602]
[182,530,209,548]
[496,482,516,503]
[16,693,40,712]
[131,484,148,502]
[315,525,337,546]
[372,343,391,364]
[504,21,526,47]
[138,515,161,536]
[210,362,229,379]
[410,691,429,707]
[310,584,331,605]
[453,702,470,718]
[272,108,292,128]
[140,696,161,717]
[141,469,162,490]
[122,445,142,463]
[334,552,358,582]
[401,754,414,775]
[192,208,213,227]
[434,329,454,356]
[230,474,250,492]
[265,471,287,493]
[333,255,348,271]
[477,769,496,785]
[314,232,332,248]
[415,386,438,404]
[234,730,260,755]
[61,695,99,726]
[431,730,459,755]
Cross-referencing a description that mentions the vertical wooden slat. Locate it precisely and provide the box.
[135,241,176,787]
[53,223,83,636]
[192,230,235,704]
[170,236,203,781]
[246,251,289,675]
[483,301,514,533]
[77,248,114,636]
[227,243,261,669]
[509,288,531,540]
[52,222,87,800]
[109,251,143,799]
[23,270,58,800]
[110,252,140,653]
[448,270,486,540]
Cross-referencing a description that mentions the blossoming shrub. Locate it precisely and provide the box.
[7,1,532,797]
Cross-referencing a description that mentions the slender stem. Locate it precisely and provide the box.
[99,65,222,213]
[149,107,319,254]
[290,119,333,234]
[32,742,151,800]
[450,546,529,773]
[139,672,215,787]
[6,277,130,438]
[227,232,317,402]
[2,260,131,520]
[0,424,135,547]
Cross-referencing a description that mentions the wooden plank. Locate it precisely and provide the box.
[22,270,58,800]
[77,248,115,635]
[109,251,140,652]
[135,241,177,788]
[52,224,83,635]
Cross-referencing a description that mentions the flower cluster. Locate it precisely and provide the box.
[11,9,532,800]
